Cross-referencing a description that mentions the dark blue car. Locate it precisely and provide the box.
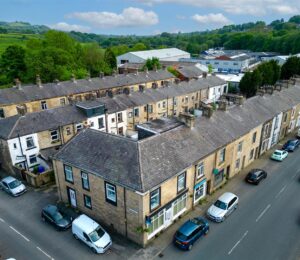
[173,217,209,250]
[282,139,300,152]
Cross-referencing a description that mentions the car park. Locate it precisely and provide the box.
[245,169,267,185]
[207,192,238,222]
[0,176,26,197]
[271,149,288,161]
[41,204,72,230]
[72,214,112,254]
[173,217,209,250]
[282,139,300,152]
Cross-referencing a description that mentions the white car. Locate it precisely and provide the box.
[72,214,112,254]
[0,176,26,197]
[271,149,288,161]
[207,192,238,222]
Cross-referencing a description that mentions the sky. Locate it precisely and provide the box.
[1,0,300,35]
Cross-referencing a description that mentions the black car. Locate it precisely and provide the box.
[282,139,300,152]
[245,169,267,185]
[41,205,72,230]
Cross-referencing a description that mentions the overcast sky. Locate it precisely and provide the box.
[2,0,299,35]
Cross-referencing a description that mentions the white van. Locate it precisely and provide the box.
[72,214,112,254]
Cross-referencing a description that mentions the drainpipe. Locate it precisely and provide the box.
[123,187,128,238]
[146,104,149,122]
[132,108,135,129]
[17,134,28,171]
[105,113,109,133]
[166,96,169,117]
[172,97,175,117]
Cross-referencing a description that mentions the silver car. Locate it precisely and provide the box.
[0,176,26,196]
[207,192,238,222]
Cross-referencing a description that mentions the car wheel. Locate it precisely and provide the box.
[188,244,193,251]
[204,228,209,235]
[41,216,46,222]
[256,181,260,185]
[73,234,79,240]
[92,247,97,254]
[234,203,238,210]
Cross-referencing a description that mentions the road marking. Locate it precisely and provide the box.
[36,246,54,260]
[9,226,30,242]
[228,230,248,255]
[0,217,5,223]
[275,185,287,198]
[256,204,271,222]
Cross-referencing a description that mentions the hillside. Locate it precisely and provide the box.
[0,21,49,34]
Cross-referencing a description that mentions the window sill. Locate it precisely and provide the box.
[105,198,117,206]
[26,146,37,151]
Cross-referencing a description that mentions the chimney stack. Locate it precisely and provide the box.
[15,78,22,90]
[86,72,91,81]
[99,72,104,79]
[202,72,207,78]
[71,74,76,83]
[202,104,214,118]
[144,67,149,73]
[36,74,42,88]
[54,79,60,84]
[178,112,195,129]
[218,100,228,111]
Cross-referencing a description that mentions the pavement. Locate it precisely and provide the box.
[130,136,300,260]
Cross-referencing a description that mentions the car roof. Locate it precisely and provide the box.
[43,205,58,214]
[1,176,16,184]
[217,192,237,203]
[275,149,284,153]
[178,219,199,236]
[72,214,99,234]
[250,169,263,175]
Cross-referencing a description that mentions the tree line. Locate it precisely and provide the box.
[0,30,117,87]
[239,57,300,97]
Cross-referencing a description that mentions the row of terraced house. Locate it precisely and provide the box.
[0,73,227,176]
[51,78,300,247]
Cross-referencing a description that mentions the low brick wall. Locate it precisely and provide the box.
[12,166,55,188]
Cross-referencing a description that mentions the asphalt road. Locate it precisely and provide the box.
[0,185,138,260]
[157,148,300,260]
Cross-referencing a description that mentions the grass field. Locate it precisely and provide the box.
[0,33,41,54]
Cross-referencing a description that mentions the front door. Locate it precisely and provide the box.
[67,187,77,208]
[164,205,173,227]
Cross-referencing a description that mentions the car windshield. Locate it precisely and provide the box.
[287,140,295,145]
[190,218,205,226]
[52,211,64,222]
[176,231,188,240]
[274,151,281,156]
[89,227,105,242]
[8,180,22,189]
[214,200,227,210]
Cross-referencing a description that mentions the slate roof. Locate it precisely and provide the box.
[0,70,174,105]
[0,106,86,140]
[177,66,205,79]
[53,85,300,192]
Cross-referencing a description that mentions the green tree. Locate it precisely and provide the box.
[104,48,117,71]
[131,43,147,52]
[239,70,262,97]
[281,56,300,79]
[143,57,161,71]
[0,45,27,84]
[289,15,300,24]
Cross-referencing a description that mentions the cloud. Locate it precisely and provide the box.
[269,5,299,14]
[135,0,300,16]
[192,13,231,27]
[50,22,90,32]
[67,7,159,28]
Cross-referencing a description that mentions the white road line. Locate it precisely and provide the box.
[228,230,248,255]
[0,217,5,223]
[36,246,54,260]
[275,185,287,198]
[256,204,271,222]
[9,226,30,242]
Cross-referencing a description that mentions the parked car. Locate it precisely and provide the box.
[173,217,209,250]
[72,214,112,254]
[207,192,238,222]
[282,139,300,152]
[245,169,267,185]
[41,204,72,230]
[271,150,288,161]
[0,176,26,196]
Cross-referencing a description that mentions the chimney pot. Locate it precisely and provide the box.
[15,78,22,90]
[71,74,76,83]
[36,74,42,88]
[178,112,195,129]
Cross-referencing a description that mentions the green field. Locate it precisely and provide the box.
[0,33,41,54]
